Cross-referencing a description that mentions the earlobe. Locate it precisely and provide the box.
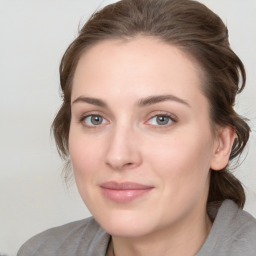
[210,126,236,171]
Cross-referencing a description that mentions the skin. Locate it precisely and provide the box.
[69,37,235,256]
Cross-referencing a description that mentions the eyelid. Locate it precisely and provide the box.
[145,112,178,127]
[79,111,110,128]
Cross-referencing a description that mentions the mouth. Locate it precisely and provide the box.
[99,181,154,203]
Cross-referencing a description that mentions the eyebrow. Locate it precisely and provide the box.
[72,96,107,107]
[138,95,190,108]
[72,94,190,108]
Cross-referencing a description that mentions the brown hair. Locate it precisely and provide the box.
[52,0,250,207]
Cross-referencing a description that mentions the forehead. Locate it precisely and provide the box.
[72,36,206,106]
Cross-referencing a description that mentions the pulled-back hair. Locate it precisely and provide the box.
[52,0,250,207]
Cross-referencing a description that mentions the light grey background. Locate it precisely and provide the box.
[0,1,255,255]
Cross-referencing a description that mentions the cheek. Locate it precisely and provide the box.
[145,128,214,188]
[68,131,105,207]
[69,130,102,180]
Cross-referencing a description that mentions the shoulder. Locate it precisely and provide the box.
[198,200,256,256]
[17,217,110,256]
[221,200,256,240]
[220,200,256,254]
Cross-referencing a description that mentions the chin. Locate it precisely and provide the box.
[101,221,153,238]
[93,208,159,238]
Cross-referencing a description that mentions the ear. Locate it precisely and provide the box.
[210,126,236,171]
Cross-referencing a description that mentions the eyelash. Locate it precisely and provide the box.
[145,113,177,128]
[79,112,109,128]
[79,112,177,128]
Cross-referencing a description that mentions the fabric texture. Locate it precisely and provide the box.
[17,200,256,256]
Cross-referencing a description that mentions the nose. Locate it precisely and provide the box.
[104,124,142,171]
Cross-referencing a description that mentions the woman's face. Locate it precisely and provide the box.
[69,37,219,237]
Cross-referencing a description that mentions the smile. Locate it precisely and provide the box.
[100,181,154,203]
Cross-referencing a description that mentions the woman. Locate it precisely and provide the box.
[18,0,256,255]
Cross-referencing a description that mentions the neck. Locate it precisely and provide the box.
[110,211,212,256]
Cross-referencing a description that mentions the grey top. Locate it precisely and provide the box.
[17,200,256,256]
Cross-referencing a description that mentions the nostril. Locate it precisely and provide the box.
[124,162,135,168]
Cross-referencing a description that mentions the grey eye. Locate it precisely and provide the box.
[156,116,171,125]
[148,115,173,126]
[84,115,106,126]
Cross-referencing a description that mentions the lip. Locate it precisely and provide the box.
[100,181,154,203]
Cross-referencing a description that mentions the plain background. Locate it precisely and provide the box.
[0,1,255,255]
